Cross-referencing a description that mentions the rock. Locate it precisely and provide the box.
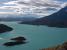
[3,36,27,46]
[10,37,26,42]
[3,41,26,46]
[0,24,13,33]
[41,42,67,50]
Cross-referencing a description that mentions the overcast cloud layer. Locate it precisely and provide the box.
[0,0,67,17]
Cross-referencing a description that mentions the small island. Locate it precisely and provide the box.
[10,37,26,42]
[3,36,27,46]
[0,24,13,33]
[41,42,67,50]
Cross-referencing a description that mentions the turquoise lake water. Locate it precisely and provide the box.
[0,22,67,50]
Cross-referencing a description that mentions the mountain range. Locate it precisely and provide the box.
[0,14,38,21]
[20,6,67,28]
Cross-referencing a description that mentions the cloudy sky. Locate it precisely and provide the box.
[0,0,67,17]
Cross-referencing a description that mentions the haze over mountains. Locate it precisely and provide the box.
[0,14,38,21]
[20,6,67,28]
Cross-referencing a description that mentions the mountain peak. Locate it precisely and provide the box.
[63,6,67,9]
[61,6,67,12]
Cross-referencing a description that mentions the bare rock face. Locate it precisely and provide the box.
[41,42,67,50]
[0,24,13,33]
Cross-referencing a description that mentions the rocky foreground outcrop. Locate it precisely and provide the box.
[41,42,67,50]
[0,24,13,33]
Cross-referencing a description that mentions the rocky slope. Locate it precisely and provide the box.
[41,42,67,50]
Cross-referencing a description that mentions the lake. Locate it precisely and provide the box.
[0,22,67,50]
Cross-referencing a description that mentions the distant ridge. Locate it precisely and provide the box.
[20,6,67,28]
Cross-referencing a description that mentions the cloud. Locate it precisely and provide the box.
[0,0,66,17]
[61,2,67,8]
[15,0,62,16]
[17,0,61,7]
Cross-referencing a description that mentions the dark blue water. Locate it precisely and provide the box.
[0,22,67,50]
